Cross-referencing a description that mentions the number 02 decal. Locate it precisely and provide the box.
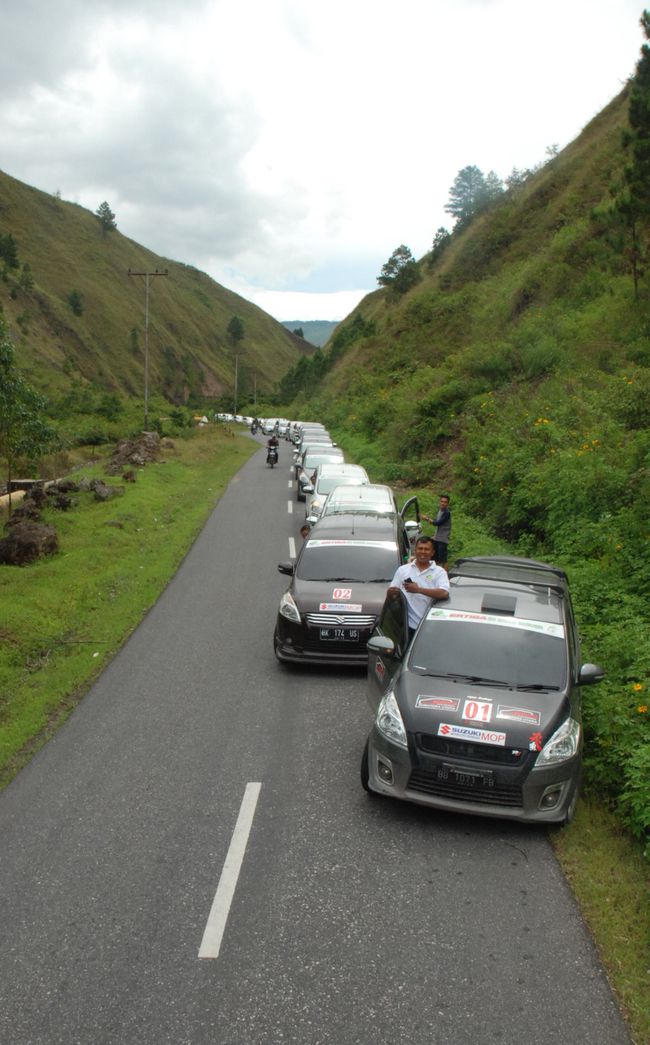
[462,698,493,723]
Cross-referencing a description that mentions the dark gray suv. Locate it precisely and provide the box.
[363,556,604,824]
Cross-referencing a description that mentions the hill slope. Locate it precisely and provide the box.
[0,170,309,403]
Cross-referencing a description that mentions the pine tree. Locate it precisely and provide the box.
[95,201,117,234]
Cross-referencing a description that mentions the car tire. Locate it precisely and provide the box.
[360,738,371,792]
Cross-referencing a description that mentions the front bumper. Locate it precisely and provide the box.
[365,727,580,824]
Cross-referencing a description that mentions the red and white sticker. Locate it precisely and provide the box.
[375,658,386,682]
[332,588,352,600]
[529,731,543,752]
[415,696,460,712]
[462,698,493,723]
[438,722,507,747]
[497,705,542,726]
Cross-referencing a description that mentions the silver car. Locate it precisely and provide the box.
[304,463,370,523]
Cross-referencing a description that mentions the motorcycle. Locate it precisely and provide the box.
[266,445,279,468]
[251,422,258,434]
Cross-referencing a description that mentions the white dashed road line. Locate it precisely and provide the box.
[198,782,262,960]
[289,537,296,559]
[287,501,293,514]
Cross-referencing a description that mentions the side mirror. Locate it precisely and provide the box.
[307,514,318,524]
[404,520,421,543]
[302,484,314,494]
[579,663,605,685]
[277,562,295,576]
[367,635,397,658]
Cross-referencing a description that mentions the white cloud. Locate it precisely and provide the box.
[0,0,643,319]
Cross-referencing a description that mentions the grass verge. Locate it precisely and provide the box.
[0,425,257,785]
[551,798,650,1044]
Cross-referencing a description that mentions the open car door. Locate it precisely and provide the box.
[366,590,409,714]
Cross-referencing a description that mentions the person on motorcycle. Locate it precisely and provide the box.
[266,433,279,463]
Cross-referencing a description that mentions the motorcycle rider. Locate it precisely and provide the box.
[266,432,279,463]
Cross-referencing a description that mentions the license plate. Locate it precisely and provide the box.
[438,764,494,788]
[319,627,360,641]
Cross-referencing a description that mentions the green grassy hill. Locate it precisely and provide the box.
[0,169,310,403]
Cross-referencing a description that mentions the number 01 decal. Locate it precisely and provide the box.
[462,698,493,723]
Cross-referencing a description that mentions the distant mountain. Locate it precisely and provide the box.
[0,169,310,403]
[282,320,339,347]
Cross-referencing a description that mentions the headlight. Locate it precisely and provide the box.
[311,500,322,514]
[279,592,301,623]
[376,689,408,749]
[534,718,581,767]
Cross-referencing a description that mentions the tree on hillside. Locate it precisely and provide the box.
[377,244,421,295]
[427,227,451,268]
[0,233,19,269]
[0,321,60,513]
[292,327,304,338]
[445,166,504,228]
[95,201,117,235]
[227,315,245,345]
[603,10,650,296]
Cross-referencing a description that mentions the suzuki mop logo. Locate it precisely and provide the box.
[438,722,507,747]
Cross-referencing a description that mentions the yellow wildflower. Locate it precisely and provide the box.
[637,705,648,714]
[633,683,643,692]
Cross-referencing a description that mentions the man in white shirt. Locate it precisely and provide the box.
[388,536,450,640]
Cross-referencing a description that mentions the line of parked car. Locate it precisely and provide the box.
[273,421,606,827]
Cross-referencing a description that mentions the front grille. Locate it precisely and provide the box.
[306,613,376,627]
[407,768,523,807]
[417,734,532,767]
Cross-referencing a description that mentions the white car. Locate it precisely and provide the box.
[304,463,370,523]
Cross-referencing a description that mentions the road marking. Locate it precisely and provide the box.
[289,537,296,559]
[288,479,292,488]
[198,782,262,960]
[287,501,293,514]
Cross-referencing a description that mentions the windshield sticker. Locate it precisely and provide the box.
[497,705,542,726]
[332,588,352,600]
[462,698,493,724]
[438,722,507,747]
[416,696,460,712]
[319,602,363,612]
[376,658,386,682]
[529,731,544,752]
[308,539,398,550]
[426,607,564,639]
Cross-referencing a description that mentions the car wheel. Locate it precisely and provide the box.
[360,738,371,792]
[561,782,580,826]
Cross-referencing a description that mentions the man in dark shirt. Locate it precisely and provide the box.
[423,494,451,569]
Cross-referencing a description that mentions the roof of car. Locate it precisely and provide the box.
[326,483,394,503]
[448,556,568,624]
[316,463,367,476]
[308,511,402,542]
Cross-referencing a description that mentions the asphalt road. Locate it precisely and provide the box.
[0,436,631,1045]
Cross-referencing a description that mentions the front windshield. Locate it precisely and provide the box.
[410,612,567,690]
[297,540,399,583]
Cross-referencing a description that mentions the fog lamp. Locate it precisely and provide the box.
[377,760,394,784]
[539,787,562,810]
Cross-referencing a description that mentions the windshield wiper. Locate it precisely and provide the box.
[412,670,509,687]
[319,577,358,582]
[514,682,561,691]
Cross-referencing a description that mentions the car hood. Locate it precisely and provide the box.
[290,577,390,617]
[394,669,571,751]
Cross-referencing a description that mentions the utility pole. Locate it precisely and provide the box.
[233,354,238,417]
[127,268,168,429]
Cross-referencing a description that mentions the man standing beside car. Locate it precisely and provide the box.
[423,494,451,570]
[388,536,450,642]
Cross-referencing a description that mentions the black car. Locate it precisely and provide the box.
[363,556,605,824]
[274,513,415,666]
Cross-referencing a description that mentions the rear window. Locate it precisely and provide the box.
[410,608,567,689]
[297,540,399,583]
[317,475,366,495]
[303,453,343,469]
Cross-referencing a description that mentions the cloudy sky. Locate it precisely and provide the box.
[0,0,644,320]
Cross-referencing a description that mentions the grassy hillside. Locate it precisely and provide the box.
[279,85,650,855]
[0,169,310,403]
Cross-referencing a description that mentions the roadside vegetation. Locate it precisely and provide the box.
[0,424,257,784]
